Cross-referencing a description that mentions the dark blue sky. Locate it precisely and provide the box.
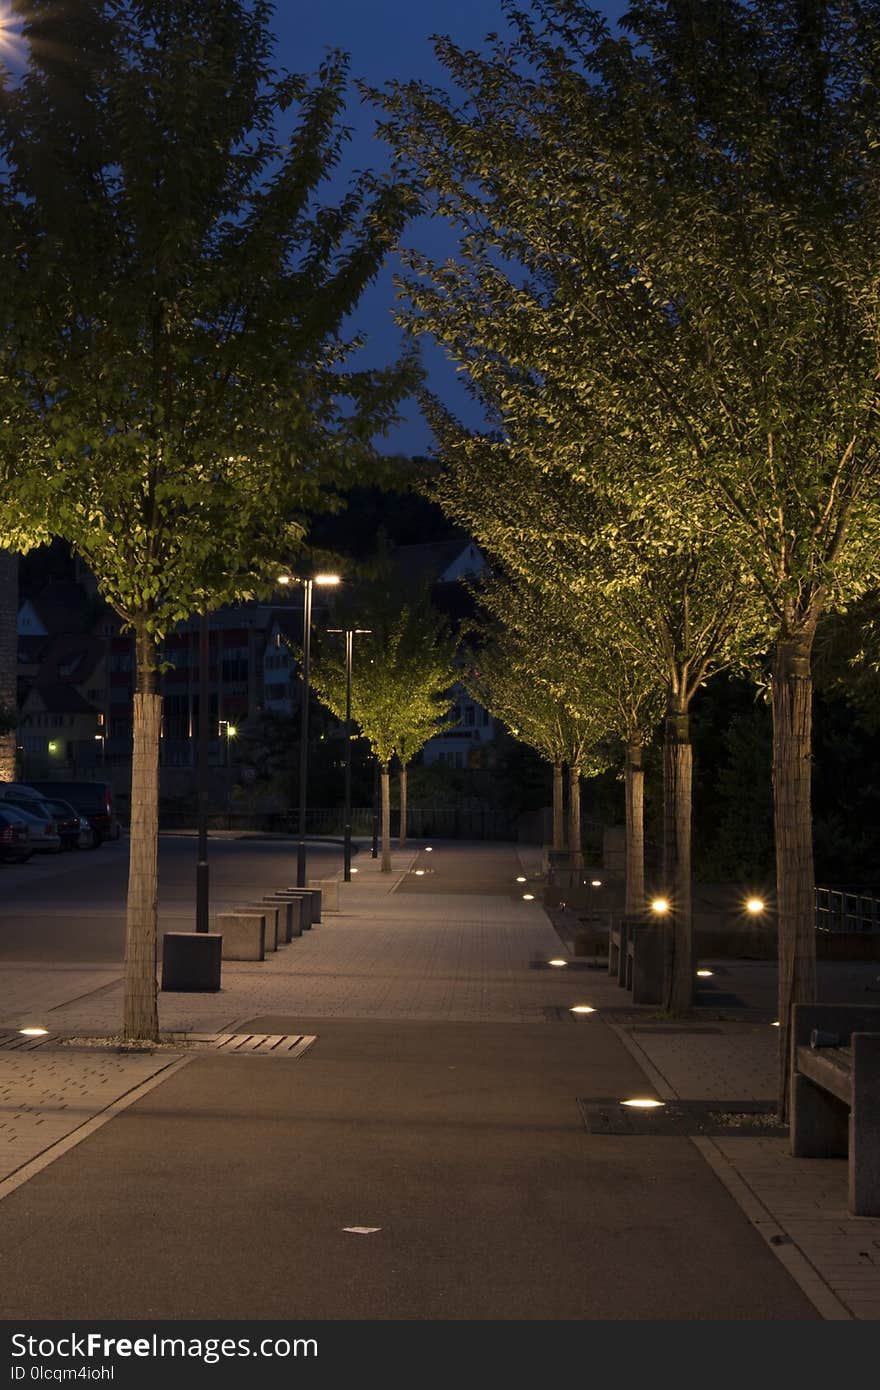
[270,1,624,457]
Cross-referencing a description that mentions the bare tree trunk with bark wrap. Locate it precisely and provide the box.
[123,620,161,1041]
[568,764,582,869]
[773,628,818,1121]
[399,761,408,849]
[552,759,565,851]
[0,550,18,781]
[380,762,391,873]
[662,705,693,1013]
[624,738,645,916]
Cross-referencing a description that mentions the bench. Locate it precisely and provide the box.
[791,1004,880,1216]
[608,916,663,1003]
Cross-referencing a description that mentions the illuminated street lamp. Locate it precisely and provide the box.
[327,626,371,881]
[278,573,341,886]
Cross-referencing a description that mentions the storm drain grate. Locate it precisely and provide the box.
[0,1030,53,1052]
[188,1033,317,1057]
[578,1097,787,1137]
[628,1025,724,1035]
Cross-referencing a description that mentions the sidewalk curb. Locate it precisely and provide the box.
[608,1021,853,1322]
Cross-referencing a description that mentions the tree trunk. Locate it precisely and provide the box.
[0,550,18,781]
[568,764,582,870]
[552,759,565,851]
[624,738,645,915]
[773,629,818,1122]
[399,760,408,849]
[662,703,693,1013]
[381,762,391,873]
[123,620,161,1041]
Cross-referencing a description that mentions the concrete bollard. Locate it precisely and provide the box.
[287,886,322,923]
[213,913,266,962]
[308,878,338,912]
[260,895,302,942]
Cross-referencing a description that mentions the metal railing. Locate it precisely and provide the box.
[814,888,880,934]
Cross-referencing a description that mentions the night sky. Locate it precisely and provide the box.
[270,1,625,456]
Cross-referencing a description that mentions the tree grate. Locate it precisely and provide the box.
[578,1097,788,1137]
[0,1030,53,1053]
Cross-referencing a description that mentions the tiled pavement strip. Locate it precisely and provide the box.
[0,842,878,1320]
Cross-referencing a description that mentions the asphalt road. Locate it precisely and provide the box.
[0,835,346,964]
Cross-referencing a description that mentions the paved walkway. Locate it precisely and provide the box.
[0,841,878,1320]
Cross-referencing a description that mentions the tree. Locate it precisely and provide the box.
[0,550,17,778]
[469,571,662,907]
[0,1,417,1039]
[375,1,880,1105]
[311,599,456,870]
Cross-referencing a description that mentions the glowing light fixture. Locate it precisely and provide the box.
[746,897,765,915]
[314,573,341,586]
[425,846,433,852]
[19,1027,48,1037]
[771,1020,780,1028]
[650,897,670,914]
[522,892,535,901]
[350,867,359,874]
[591,879,602,888]
[516,876,527,883]
[570,1005,596,1015]
[548,958,567,968]
[414,869,425,876]
[621,1098,664,1109]
[48,740,59,754]
[696,969,714,978]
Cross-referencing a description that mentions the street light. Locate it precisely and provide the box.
[278,572,341,886]
[327,627,371,882]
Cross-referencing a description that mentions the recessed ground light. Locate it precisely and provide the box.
[696,969,714,977]
[620,1098,664,1109]
[771,1020,780,1027]
[570,1005,596,1015]
[425,846,433,852]
[414,869,425,876]
[745,897,765,914]
[522,892,535,901]
[19,1027,48,1037]
[651,898,670,914]
[350,867,359,874]
[591,879,602,887]
[516,876,527,883]
[548,958,568,968]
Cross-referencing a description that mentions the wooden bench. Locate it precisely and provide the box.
[791,1004,880,1216]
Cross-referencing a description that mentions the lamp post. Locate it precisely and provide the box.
[278,573,340,886]
[195,610,210,933]
[327,627,371,881]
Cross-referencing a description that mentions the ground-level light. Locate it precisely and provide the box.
[570,1005,596,1015]
[19,1027,48,1037]
[620,1098,664,1109]
[522,893,535,901]
[548,958,568,968]
[696,969,714,978]
[650,898,670,915]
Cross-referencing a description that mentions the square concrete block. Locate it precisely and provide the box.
[262,897,301,942]
[278,891,312,929]
[161,933,223,991]
[215,913,266,961]
[288,887,321,923]
[308,878,338,912]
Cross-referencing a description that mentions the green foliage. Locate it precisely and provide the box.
[310,594,457,769]
[374,0,880,640]
[0,0,419,641]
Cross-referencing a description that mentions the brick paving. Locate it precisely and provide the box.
[0,838,878,1319]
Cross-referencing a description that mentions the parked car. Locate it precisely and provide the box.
[40,796,96,850]
[23,781,119,845]
[0,791,62,854]
[0,807,32,863]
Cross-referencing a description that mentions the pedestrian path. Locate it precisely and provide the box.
[0,840,877,1320]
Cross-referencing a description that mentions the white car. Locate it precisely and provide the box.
[0,794,62,854]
